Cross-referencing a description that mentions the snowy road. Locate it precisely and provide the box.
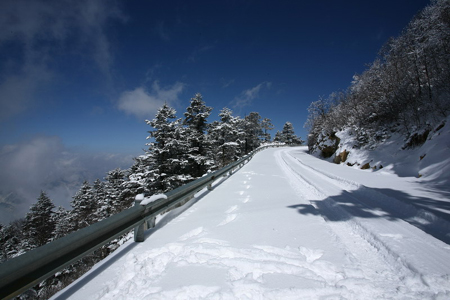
[52,147,450,300]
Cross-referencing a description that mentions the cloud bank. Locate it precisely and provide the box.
[0,135,134,225]
[118,81,185,119]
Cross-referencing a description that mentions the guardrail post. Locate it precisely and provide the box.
[134,198,145,242]
[207,176,215,191]
[134,216,156,243]
[146,217,156,229]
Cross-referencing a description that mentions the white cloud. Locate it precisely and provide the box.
[0,0,125,120]
[117,81,185,119]
[232,81,272,110]
[0,135,134,225]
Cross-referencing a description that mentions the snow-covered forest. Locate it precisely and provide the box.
[306,0,450,155]
[0,93,301,299]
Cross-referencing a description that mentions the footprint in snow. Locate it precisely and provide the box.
[225,205,238,213]
[299,246,324,263]
[179,227,205,241]
[218,214,237,226]
[195,238,229,246]
[379,233,403,240]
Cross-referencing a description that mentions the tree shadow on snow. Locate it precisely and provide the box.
[288,186,450,245]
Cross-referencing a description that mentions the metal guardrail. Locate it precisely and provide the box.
[0,145,282,300]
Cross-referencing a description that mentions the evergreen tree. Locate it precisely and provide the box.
[280,122,303,145]
[208,108,242,168]
[70,181,96,231]
[93,178,110,220]
[142,103,191,192]
[128,154,156,195]
[22,191,55,248]
[261,117,274,142]
[242,112,264,153]
[0,219,25,262]
[51,206,72,240]
[273,131,282,143]
[183,93,213,177]
[104,168,134,214]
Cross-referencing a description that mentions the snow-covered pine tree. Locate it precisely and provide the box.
[128,156,152,196]
[22,191,55,249]
[70,181,96,231]
[207,119,222,170]
[51,206,72,240]
[183,93,213,178]
[119,175,143,211]
[242,112,264,153]
[0,219,25,262]
[208,108,242,168]
[104,169,123,215]
[142,103,191,192]
[261,117,274,143]
[273,130,282,143]
[92,178,110,220]
[104,168,134,214]
[280,122,303,145]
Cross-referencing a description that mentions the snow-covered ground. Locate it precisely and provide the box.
[52,147,450,300]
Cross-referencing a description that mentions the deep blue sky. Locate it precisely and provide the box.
[0,0,431,221]
[1,0,431,154]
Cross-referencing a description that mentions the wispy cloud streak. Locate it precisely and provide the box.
[232,81,272,110]
[117,81,185,119]
[0,0,125,121]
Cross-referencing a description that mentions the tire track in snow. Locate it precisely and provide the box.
[275,150,410,270]
[288,151,361,191]
[287,150,450,246]
[275,149,450,295]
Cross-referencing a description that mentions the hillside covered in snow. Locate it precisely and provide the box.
[309,115,450,199]
[306,0,450,188]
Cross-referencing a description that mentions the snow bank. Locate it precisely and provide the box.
[320,116,450,186]
[139,194,167,206]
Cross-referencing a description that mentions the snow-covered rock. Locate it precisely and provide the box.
[315,116,450,182]
[311,132,340,158]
